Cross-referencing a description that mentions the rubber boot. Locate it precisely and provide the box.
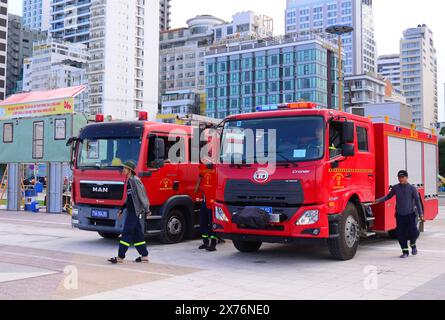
[411,244,418,256]
[199,236,209,250]
[400,250,410,259]
[206,238,217,252]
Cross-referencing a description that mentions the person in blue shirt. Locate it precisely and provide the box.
[373,170,425,259]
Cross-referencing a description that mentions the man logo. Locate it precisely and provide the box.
[253,170,269,183]
[93,186,108,193]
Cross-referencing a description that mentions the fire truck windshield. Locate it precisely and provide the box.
[221,116,325,164]
[77,138,142,170]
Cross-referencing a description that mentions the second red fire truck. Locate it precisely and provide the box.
[212,102,439,260]
[69,113,204,244]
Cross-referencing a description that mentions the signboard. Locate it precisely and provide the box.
[0,98,74,120]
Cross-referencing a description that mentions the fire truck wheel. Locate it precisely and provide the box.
[328,202,360,261]
[233,240,262,253]
[159,209,186,244]
[98,232,120,239]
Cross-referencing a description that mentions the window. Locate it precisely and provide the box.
[221,116,325,163]
[329,122,343,159]
[148,135,186,166]
[54,119,66,140]
[33,121,44,159]
[357,127,369,152]
[3,123,13,143]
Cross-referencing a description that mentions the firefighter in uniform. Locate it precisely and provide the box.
[195,161,218,252]
[109,161,150,264]
[373,170,425,259]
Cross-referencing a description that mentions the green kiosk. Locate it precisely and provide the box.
[0,86,88,213]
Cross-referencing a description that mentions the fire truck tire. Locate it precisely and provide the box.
[159,209,186,244]
[233,240,262,253]
[328,202,360,261]
[98,232,120,239]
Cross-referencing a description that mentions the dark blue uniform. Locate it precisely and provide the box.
[200,197,217,247]
[118,181,148,259]
[377,183,424,254]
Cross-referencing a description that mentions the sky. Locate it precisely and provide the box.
[8,0,445,121]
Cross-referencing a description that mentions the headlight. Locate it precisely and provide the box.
[215,206,229,222]
[71,207,79,216]
[296,210,319,226]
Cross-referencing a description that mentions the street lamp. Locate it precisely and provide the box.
[325,25,354,112]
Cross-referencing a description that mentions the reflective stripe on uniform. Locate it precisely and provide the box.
[402,248,409,251]
[210,236,218,240]
[120,240,131,247]
[410,244,416,247]
[202,235,209,239]
[134,241,146,247]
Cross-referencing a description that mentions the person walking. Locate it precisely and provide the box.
[373,170,425,259]
[108,161,150,264]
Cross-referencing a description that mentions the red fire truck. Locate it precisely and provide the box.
[69,113,202,244]
[213,103,439,260]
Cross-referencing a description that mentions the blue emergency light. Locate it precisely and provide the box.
[256,105,279,112]
[256,102,317,112]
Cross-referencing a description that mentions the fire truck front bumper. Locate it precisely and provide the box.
[71,205,125,234]
[213,202,338,242]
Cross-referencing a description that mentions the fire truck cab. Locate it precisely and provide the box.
[69,114,201,244]
[213,103,439,260]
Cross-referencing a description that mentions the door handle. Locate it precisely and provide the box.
[368,174,374,177]
[345,174,352,178]
[173,181,179,191]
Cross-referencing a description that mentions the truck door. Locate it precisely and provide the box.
[355,124,374,201]
[327,121,357,199]
[145,134,180,206]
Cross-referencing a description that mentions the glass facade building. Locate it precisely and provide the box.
[285,0,376,76]
[205,36,339,119]
[400,25,438,130]
[22,0,51,31]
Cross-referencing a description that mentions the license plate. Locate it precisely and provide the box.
[91,209,109,219]
[246,207,281,223]
[247,206,273,214]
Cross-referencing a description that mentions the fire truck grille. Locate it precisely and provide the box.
[224,180,304,205]
[80,182,125,200]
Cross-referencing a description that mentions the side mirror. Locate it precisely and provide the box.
[153,137,165,169]
[341,143,355,157]
[66,136,77,147]
[341,122,355,144]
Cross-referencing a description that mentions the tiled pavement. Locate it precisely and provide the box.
[0,207,444,300]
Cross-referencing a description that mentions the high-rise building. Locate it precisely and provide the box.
[50,0,91,46]
[88,0,159,120]
[22,0,51,31]
[205,34,339,119]
[400,24,438,130]
[6,14,47,96]
[159,0,171,31]
[49,0,170,47]
[377,54,401,90]
[344,72,385,114]
[0,0,7,101]
[212,11,273,42]
[160,12,274,117]
[160,15,225,95]
[22,38,89,112]
[285,0,377,75]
